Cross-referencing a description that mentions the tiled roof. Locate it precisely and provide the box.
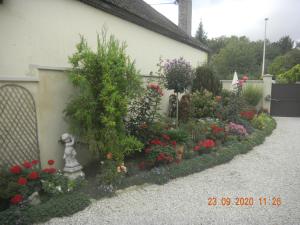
[79,0,209,52]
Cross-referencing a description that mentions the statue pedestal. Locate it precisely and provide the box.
[64,170,85,180]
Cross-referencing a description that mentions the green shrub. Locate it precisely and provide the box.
[146,146,177,166]
[0,192,90,225]
[64,33,143,161]
[163,129,189,144]
[251,113,274,130]
[192,66,222,95]
[242,85,263,106]
[277,64,300,84]
[179,119,208,143]
[192,90,217,118]
[126,82,163,144]
[96,160,124,186]
[215,91,247,122]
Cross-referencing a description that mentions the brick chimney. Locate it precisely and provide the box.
[178,0,192,36]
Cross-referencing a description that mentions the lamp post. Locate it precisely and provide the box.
[261,18,268,77]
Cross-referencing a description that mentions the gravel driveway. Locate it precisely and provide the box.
[43,117,300,225]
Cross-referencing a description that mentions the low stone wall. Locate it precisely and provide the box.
[0,67,172,169]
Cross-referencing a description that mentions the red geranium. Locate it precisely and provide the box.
[10,165,22,174]
[211,124,224,134]
[162,134,170,141]
[23,161,32,169]
[28,171,39,180]
[193,145,201,151]
[47,160,55,165]
[17,177,28,186]
[171,141,177,147]
[42,168,56,174]
[199,139,215,148]
[10,194,23,205]
[240,111,255,120]
[150,139,162,146]
[31,160,39,165]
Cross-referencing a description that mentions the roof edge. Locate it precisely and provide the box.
[79,0,209,52]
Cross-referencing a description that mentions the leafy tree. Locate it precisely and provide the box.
[268,49,300,76]
[163,57,193,126]
[275,36,294,55]
[211,36,258,79]
[192,66,222,95]
[65,33,143,162]
[206,36,231,55]
[277,64,300,83]
[195,21,207,44]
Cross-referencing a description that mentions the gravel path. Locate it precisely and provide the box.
[43,117,300,225]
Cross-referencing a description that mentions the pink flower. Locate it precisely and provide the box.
[242,75,249,81]
[193,145,201,151]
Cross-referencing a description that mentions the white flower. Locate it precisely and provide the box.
[56,186,62,192]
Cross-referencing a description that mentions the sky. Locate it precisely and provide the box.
[143,0,300,42]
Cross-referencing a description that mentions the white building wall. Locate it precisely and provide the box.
[0,0,207,77]
[0,0,207,168]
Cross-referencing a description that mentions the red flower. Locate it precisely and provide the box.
[148,83,158,89]
[171,141,177,147]
[48,168,56,174]
[199,139,215,149]
[240,111,255,120]
[10,165,22,174]
[193,145,201,151]
[17,177,28,186]
[242,75,249,81]
[42,167,57,174]
[23,161,32,169]
[150,139,162,145]
[28,171,39,180]
[47,160,55,165]
[10,194,23,205]
[238,80,245,86]
[31,160,39,165]
[211,124,224,134]
[162,134,170,141]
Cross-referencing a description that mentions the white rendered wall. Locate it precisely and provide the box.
[0,0,207,77]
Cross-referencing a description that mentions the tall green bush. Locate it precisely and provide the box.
[192,66,222,95]
[64,33,143,162]
[242,85,263,106]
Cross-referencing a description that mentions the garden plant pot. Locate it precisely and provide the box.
[175,144,185,160]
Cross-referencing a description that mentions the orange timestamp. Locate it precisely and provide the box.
[208,197,282,206]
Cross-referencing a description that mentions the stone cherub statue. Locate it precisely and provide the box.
[61,133,84,179]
